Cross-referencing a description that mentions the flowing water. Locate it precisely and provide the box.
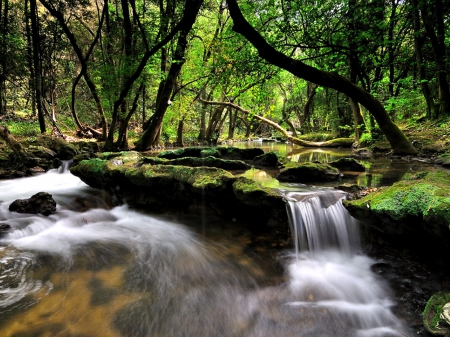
[0,165,412,336]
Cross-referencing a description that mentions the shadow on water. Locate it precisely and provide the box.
[0,161,415,336]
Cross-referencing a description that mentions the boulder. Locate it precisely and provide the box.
[143,156,251,170]
[343,171,450,239]
[329,158,365,172]
[9,192,57,216]
[158,146,264,161]
[36,135,79,159]
[423,292,450,336]
[253,151,282,167]
[277,162,341,183]
[70,151,287,231]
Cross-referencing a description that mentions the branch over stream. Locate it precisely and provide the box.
[199,99,354,148]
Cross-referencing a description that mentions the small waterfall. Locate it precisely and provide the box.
[286,190,360,256]
[283,189,410,337]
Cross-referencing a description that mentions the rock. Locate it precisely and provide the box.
[70,152,288,232]
[36,135,79,159]
[329,158,365,172]
[352,147,373,158]
[253,151,281,167]
[158,146,264,161]
[9,192,57,216]
[277,162,341,183]
[423,292,450,336]
[0,222,11,233]
[435,153,450,168]
[26,145,57,159]
[343,171,450,239]
[441,303,450,326]
[144,155,251,170]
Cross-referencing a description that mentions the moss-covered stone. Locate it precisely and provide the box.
[253,151,282,167]
[436,153,450,168]
[343,172,450,237]
[423,292,450,336]
[70,152,288,232]
[35,135,79,159]
[329,158,365,172]
[277,162,341,183]
[232,177,284,207]
[158,146,264,161]
[144,155,250,170]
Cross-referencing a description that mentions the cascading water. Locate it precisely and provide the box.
[0,165,412,336]
[285,190,411,336]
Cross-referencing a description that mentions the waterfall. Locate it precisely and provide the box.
[283,189,410,337]
[286,190,360,256]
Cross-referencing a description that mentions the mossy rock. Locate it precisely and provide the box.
[233,177,284,207]
[26,145,57,159]
[423,292,450,336]
[144,156,250,170]
[70,152,288,231]
[436,153,450,168]
[343,171,450,237]
[158,146,264,161]
[329,158,365,172]
[125,164,233,191]
[277,162,341,183]
[36,135,79,159]
[253,151,281,167]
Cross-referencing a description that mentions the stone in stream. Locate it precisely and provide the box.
[9,192,57,216]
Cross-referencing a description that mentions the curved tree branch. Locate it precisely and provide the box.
[199,99,353,148]
[225,0,417,155]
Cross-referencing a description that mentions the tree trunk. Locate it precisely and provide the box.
[226,0,417,155]
[176,118,184,147]
[421,0,450,116]
[134,0,201,150]
[300,82,318,128]
[30,0,45,133]
[411,0,436,119]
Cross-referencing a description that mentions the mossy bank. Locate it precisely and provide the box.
[70,150,288,235]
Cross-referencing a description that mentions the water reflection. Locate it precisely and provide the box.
[233,141,439,188]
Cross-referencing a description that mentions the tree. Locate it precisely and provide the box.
[224,0,417,155]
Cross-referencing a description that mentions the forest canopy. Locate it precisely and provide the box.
[0,0,448,154]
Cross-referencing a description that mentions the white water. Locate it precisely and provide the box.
[0,166,411,336]
[285,191,410,336]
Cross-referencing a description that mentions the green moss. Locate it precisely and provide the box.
[200,148,221,158]
[277,162,341,182]
[232,177,283,207]
[423,292,450,335]
[344,171,450,234]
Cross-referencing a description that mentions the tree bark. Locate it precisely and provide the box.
[134,0,203,150]
[225,0,417,155]
[420,0,450,116]
[411,0,436,119]
[30,0,45,133]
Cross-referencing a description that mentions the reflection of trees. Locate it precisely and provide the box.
[288,149,349,164]
[360,159,411,187]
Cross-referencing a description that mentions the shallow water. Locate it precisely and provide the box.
[0,165,412,336]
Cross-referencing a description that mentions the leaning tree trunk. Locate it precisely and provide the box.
[226,0,417,155]
[134,0,202,150]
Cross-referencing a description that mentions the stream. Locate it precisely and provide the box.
[0,145,443,336]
